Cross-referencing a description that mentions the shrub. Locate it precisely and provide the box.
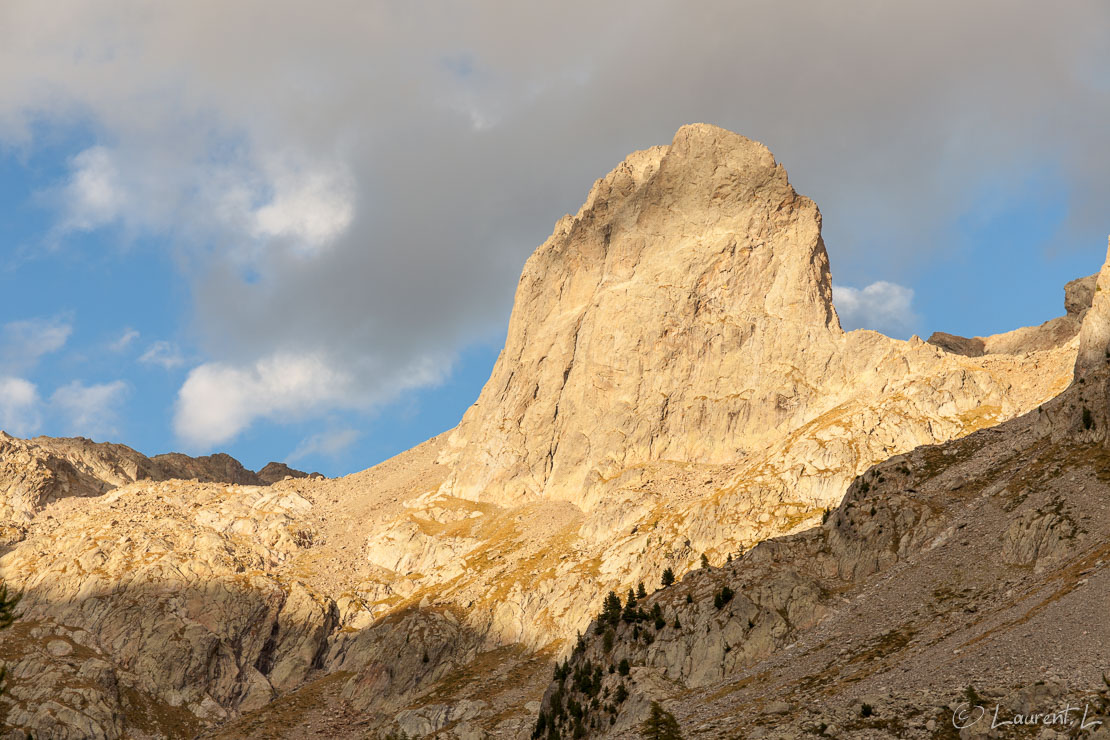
[713,586,734,609]
[618,659,631,676]
[859,703,873,718]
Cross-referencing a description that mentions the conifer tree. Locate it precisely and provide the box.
[641,700,684,739]
[661,568,675,587]
[602,591,622,624]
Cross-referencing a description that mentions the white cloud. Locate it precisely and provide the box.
[288,427,361,463]
[60,146,125,232]
[251,164,355,255]
[174,351,446,449]
[50,380,128,437]
[834,281,921,338]
[174,353,353,448]
[0,377,41,436]
[110,328,140,352]
[139,340,185,369]
[1,317,72,372]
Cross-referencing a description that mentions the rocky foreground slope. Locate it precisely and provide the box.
[0,124,1099,739]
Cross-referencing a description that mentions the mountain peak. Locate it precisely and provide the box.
[437,126,849,506]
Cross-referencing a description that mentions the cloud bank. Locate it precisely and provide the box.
[0,2,1106,448]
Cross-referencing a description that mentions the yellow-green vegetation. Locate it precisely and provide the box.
[955,404,1002,432]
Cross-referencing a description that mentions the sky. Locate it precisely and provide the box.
[0,2,1107,476]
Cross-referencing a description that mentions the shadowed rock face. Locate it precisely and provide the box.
[0,126,1098,740]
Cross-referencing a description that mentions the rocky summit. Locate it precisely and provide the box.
[0,124,1105,739]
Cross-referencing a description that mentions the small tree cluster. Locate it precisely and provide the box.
[538,651,633,739]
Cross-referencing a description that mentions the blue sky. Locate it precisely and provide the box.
[0,3,1107,476]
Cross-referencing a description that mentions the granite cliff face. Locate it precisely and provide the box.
[439,125,1076,518]
[0,125,1097,739]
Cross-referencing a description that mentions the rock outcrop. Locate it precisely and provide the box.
[928,272,1098,357]
[0,125,1100,739]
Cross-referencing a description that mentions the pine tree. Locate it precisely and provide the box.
[615,682,629,703]
[622,588,639,622]
[661,568,675,587]
[601,590,623,625]
[636,582,647,600]
[700,553,710,568]
[640,700,684,739]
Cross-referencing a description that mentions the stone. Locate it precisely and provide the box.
[45,640,73,657]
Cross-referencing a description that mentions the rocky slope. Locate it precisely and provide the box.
[542,239,1110,739]
[0,125,1098,739]
[0,433,312,542]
